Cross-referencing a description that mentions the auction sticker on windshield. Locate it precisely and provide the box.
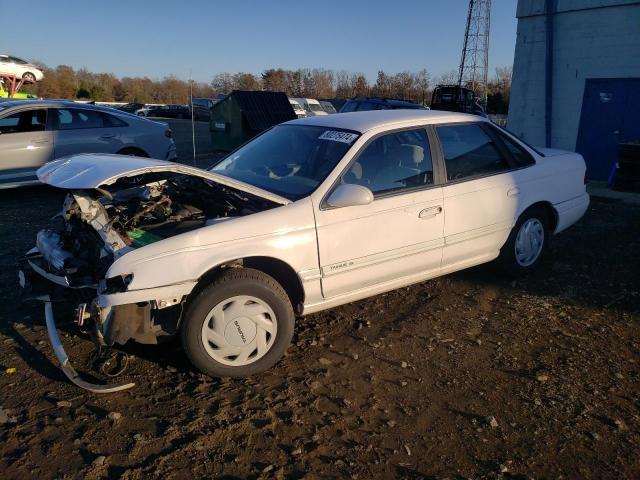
[318,130,358,144]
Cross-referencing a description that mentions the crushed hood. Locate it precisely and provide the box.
[37,154,290,205]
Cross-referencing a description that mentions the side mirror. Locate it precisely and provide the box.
[326,184,373,208]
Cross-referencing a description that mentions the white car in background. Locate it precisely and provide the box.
[0,55,45,82]
[0,100,176,188]
[21,110,589,390]
[135,105,155,117]
[293,97,328,116]
[289,99,306,118]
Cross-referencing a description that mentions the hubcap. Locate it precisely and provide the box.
[201,295,277,366]
[515,218,544,267]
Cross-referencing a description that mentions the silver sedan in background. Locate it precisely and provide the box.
[0,100,177,188]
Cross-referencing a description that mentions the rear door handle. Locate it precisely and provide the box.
[507,187,520,197]
[100,133,116,139]
[418,206,443,219]
[33,138,49,145]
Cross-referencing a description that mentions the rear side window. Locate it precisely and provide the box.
[0,109,47,133]
[436,123,510,181]
[102,113,128,127]
[490,126,535,168]
[56,108,104,130]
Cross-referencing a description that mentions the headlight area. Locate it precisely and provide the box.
[99,298,184,346]
[99,273,134,294]
[94,282,196,347]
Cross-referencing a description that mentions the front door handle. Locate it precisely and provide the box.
[418,206,443,219]
[33,138,50,145]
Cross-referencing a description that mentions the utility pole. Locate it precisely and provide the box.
[458,0,492,108]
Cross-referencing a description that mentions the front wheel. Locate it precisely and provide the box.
[22,72,36,83]
[496,207,549,276]
[181,268,295,377]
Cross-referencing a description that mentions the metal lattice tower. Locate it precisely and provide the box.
[458,0,492,107]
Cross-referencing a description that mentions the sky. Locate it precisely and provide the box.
[0,0,518,83]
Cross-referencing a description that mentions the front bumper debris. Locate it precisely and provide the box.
[43,296,135,393]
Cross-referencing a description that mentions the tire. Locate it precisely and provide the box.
[496,206,549,276]
[181,268,295,378]
[22,72,36,83]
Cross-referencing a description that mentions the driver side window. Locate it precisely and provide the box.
[343,128,434,196]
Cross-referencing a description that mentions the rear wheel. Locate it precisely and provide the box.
[181,268,295,377]
[497,207,549,276]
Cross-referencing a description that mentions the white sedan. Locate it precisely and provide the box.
[0,54,45,82]
[22,110,589,389]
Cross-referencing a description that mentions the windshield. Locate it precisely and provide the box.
[290,103,303,112]
[211,124,360,200]
[309,103,323,112]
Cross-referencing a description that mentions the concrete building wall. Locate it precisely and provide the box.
[508,0,640,150]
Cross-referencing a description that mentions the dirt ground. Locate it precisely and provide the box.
[0,186,639,479]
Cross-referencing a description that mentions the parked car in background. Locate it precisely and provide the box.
[145,104,191,119]
[320,98,346,112]
[289,98,307,118]
[117,103,145,114]
[431,85,486,116]
[135,105,156,117]
[22,110,589,387]
[339,97,427,113]
[319,100,337,114]
[191,97,215,121]
[292,97,327,116]
[0,100,176,188]
[0,55,44,82]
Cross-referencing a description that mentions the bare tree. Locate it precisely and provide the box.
[335,70,352,98]
[413,69,431,105]
[234,72,261,91]
[373,71,391,98]
[211,73,235,95]
[351,73,369,97]
[261,69,289,93]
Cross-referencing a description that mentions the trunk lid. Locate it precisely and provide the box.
[536,147,573,157]
[37,154,290,205]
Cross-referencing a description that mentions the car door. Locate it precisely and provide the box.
[315,127,445,298]
[0,56,18,76]
[434,122,520,270]
[0,56,10,74]
[52,107,122,158]
[0,108,53,184]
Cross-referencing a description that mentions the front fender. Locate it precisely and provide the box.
[106,198,319,292]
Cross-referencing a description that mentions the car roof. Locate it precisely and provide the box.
[0,99,152,121]
[285,109,485,133]
[0,99,134,114]
[345,97,420,107]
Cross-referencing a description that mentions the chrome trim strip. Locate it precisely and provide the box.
[444,221,513,247]
[321,237,444,277]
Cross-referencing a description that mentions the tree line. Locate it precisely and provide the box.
[23,63,512,113]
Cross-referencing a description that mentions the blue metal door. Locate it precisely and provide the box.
[576,78,640,181]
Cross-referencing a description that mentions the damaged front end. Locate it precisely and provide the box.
[21,155,286,391]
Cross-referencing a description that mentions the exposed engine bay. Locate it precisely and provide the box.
[30,173,278,287]
[21,162,286,393]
